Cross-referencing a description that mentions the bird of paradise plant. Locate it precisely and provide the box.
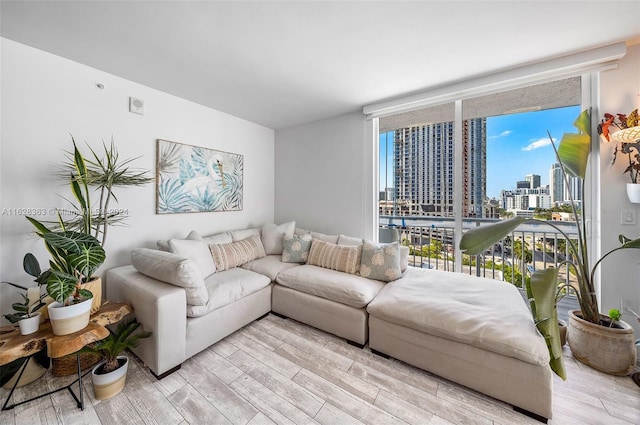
[460,109,640,379]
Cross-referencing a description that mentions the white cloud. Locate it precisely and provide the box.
[522,137,555,151]
[489,130,512,140]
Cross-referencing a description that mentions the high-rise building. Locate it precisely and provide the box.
[549,162,582,204]
[525,174,541,189]
[393,118,486,217]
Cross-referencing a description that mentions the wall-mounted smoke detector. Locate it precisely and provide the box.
[129,97,144,115]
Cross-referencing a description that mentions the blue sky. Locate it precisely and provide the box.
[380,105,581,199]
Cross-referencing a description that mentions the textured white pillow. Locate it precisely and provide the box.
[168,239,216,277]
[203,232,233,245]
[338,234,364,246]
[230,228,261,241]
[262,221,296,255]
[131,248,208,306]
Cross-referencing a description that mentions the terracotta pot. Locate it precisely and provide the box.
[91,356,128,400]
[47,297,92,336]
[558,319,567,347]
[568,310,636,376]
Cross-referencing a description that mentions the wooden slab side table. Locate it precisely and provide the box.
[0,302,131,411]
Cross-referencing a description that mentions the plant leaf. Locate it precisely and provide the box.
[529,268,566,380]
[557,110,591,179]
[23,253,41,278]
[459,217,526,255]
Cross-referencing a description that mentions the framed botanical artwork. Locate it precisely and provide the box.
[156,139,243,214]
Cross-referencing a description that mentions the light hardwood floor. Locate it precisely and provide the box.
[1,313,638,425]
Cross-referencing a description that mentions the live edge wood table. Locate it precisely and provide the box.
[0,302,131,411]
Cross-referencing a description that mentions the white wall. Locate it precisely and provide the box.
[0,38,274,323]
[274,111,375,239]
[599,43,640,337]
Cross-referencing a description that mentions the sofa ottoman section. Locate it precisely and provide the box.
[366,268,553,421]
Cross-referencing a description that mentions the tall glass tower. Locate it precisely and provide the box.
[393,118,486,217]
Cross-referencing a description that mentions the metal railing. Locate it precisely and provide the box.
[380,215,580,293]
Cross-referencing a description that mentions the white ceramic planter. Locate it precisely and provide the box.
[91,356,129,400]
[47,297,92,336]
[18,312,41,335]
[626,183,640,203]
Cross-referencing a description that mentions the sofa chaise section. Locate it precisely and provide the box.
[367,267,553,420]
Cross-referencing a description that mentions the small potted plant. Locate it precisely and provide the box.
[80,319,151,400]
[2,253,49,334]
[599,109,640,202]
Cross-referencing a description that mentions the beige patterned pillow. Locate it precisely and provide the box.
[307,239,362,275]
[209,234,266,272]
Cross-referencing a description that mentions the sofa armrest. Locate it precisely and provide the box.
[106,265,187,376]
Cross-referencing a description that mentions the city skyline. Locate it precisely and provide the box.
[380,105,581,201]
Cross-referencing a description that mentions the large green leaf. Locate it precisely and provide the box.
[619,235,640,248]
[459,217,526,255]
[529,268,566,380]
[46,270,79,303]
[43,231,101,253]
[67,245,106,279]
[556,109,591,179]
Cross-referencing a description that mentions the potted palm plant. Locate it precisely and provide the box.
[80,319,151,400]
[460,109,640,378]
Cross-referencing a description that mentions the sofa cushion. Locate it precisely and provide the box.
[131,248,208,306]
[307,239,362,275]
[366,267,550,366]
[209,234,266,272]
[262,221,296,255]
[359,241,402,282]
[186,268,271,317]
[203,232,233,245]
[168,239,216,277]
[337,234,363,246]
[296,228,338,244]
[229,228,261,242]
[242,254,299,281]
[276,264,384,308]
[281,233,312,263]
[156,229,203,251]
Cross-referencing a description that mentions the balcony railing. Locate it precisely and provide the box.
[379,215,581,297]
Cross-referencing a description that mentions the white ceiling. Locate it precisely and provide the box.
[1,1,639,130]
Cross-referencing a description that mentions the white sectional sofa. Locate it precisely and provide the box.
[106,222,553,421]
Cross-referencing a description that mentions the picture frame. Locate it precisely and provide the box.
[156,139,243,214]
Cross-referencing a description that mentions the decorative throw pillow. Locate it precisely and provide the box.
[359,241,402,282]
[131,248,208,306]
[262,221,296,255]
[209,234,266,272]
[282,233,312,263]
[168,239,216,277]
[307,239,362,275]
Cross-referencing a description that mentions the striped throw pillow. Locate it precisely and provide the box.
[209,234,266,272]
[307,239,362,275]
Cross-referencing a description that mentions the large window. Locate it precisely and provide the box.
[377,76,586,280]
